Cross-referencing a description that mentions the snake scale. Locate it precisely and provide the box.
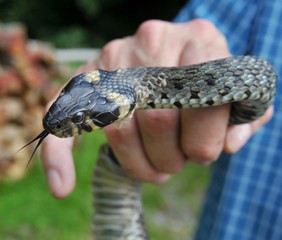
[24,56,277,239]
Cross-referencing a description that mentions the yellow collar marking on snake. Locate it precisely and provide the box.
[85,70,100,83]
[106,91,134,121]
[85,116,102,131]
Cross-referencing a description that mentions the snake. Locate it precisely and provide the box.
[23,56,277,239]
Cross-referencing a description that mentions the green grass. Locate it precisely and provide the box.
[0,131,210,240]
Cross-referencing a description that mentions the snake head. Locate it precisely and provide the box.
[43,71,136,138]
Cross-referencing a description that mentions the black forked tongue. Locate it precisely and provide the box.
[18,130,49,168]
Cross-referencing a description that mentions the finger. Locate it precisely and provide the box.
[181,104,230,164]
[133,20,183,66]
[136,109,186,173]
[104,117,170,183]
[225,106,274,153]
[41,135,75,198]
[175,19,231,165]
[178,19,230,65]
[97,20,196,68]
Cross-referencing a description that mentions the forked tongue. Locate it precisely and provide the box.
[18,130,49,168]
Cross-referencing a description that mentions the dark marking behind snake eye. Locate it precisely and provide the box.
[81,123,92,132]
[92,108,120,127]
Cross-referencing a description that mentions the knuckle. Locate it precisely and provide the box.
[189,18,227,47]
[140,109,178,134]
[101,39,124,64]
[135,20,170,58]
[136,20,166,39]
[190,18,218,33]
[144,111,165,130]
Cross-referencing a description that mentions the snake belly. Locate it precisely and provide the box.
[40,56,277,239]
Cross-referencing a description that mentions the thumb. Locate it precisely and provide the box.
[41,135,75,198]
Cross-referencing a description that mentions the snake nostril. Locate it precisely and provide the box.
[47,118,62,130]
[49,118,59,125]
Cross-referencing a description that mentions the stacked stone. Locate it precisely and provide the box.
[0,23,62,180]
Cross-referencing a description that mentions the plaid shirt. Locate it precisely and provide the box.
[174,0,282,239]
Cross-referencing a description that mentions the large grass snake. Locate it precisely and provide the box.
[24,56,277,239]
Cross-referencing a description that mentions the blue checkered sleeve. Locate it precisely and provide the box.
[174,0,282,239]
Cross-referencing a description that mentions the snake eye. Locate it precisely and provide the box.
[72,112,85,124]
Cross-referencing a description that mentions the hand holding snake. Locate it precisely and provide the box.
[41,19,274,200]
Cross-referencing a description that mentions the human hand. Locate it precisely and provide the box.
[41,19,273,198]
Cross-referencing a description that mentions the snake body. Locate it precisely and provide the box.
[93,145,148,239]
[28,56,276,239]
[43,56,276,138]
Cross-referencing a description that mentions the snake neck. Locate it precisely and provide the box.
[133,67,203,109]
[132,68,169,108]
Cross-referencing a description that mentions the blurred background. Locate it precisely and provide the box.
[0,0,211,239]
[0,0,186,48]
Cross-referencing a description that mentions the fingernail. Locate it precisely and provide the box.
[226,124,252,153]
[155,174,171,184]
[47,169,62,195]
